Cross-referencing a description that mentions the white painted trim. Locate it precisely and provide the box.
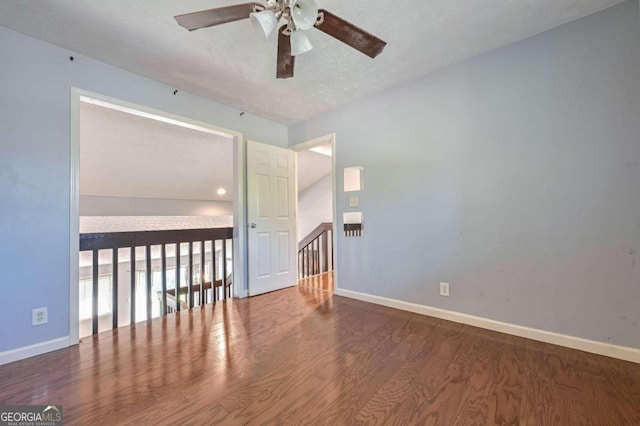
[72,89,242,141]
[69,90,80,346]
[79,96,233,139]
[335,288,640,364]
[330,134,338,292]
[233,137,248,298]
[290,134,334,153]
[0,337,70,366]
[293,144,300,281]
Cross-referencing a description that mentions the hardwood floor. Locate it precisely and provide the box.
[1,286,639,425]
[298,271,334,292]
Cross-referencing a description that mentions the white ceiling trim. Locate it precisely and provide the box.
[81,96,233,139]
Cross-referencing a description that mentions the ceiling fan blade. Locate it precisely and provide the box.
[277,26,295,79]
[314,10,386,58]
[175,3,262,31]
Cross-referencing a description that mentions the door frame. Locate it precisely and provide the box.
[290,133,338,290]
[69,88,248,345]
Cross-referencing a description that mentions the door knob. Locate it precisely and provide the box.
[250,222,257,228]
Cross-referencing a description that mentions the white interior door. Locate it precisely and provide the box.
[247,140,297,296]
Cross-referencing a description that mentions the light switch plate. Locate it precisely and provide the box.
[349,196,359,207]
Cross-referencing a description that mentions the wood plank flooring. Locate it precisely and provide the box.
[298,271,334,292]
[1,286,639,425]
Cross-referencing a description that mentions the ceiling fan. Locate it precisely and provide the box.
[175,0,387,79]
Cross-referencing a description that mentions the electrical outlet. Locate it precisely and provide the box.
[440,282,450,297]
[32,307,48,326]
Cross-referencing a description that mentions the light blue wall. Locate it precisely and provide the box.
[0,26,287,352]
[290,1,640,347]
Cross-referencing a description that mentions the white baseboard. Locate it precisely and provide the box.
[0,337,70,366]
[335,288,640,364]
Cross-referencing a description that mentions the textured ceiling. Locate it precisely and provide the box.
[80,102,234,201]
[0,0,624,124]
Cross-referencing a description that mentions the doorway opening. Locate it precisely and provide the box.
[69,90,246,343]
[293,135,336,293]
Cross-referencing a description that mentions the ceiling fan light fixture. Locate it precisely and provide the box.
[175,2,387,78]
[291,0,319,30]
[250,9,278,40]
[290,30,313,56]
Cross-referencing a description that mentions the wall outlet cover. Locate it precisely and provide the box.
[32,307,48,326]
[440,282,450,297]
